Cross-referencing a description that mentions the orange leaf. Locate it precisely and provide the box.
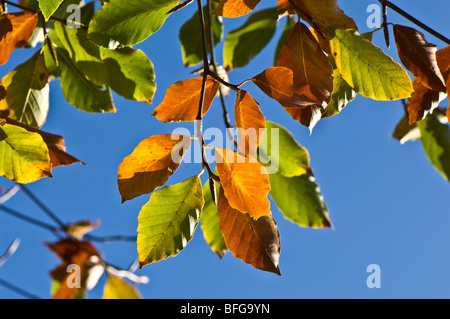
[275,21,334,106]
[234,90,266,158]
[393,25,446,92]
[218,188,281,275]
[0,12,38,66]
[215,148,271,219]
[406,78,444,124]
[277,0,295,15]
[214,0,260,18]
[252,66,320,108]
[117,134,191,202]
[284,104,323,132]
[152,76,219,122]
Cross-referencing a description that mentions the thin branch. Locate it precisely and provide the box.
[0,205,61,234]
[84,234,137,243]
[379,0,450,46]
[0,238,20,268]
[0,184,20,205]
[0,278,40,299]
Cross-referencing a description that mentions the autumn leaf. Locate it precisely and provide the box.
[215,148,271,219]
[103,276,141,299]
[234,90,266,158]
[393,25,446,93]
[406,77,444,124]
[214,0,260,18]
[0,12,38,66]
[137,175,203,267]
[117,134,191,202]
[436,47,450,122]
[152,77,219,122]
[217,188,281,275]
[392,113,421,144]
[64,220,100,240]
[277,0,295,16]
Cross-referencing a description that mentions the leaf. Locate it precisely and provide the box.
[0,51,49,128]
[269,173,331,228]
[215,148,271,219]
[275,21,334,107]
[103,276,141,299]
[252,67,321,108]
[152,76,219,122]
[52,23,156,103]
[284,104,323,132]
[0,123,51,183]
[277,0,295,16]
[406,77,445,124]
[0,12,38,65]
[329,28,413,101]
[214,0,260,18]
[274,16,296,65]
[217,188,281,275]
[234,90,266,158]
[117,134,191,202]
[418,112,450,181]
[137,175,204,267]
[179,3,223,67]
[224,8,277,70]
[436,47,450,122]
[64,220,100,240]
[393,25,446,93]
[87,0,180,48]
[38,0,64,20]
[392,113,421,144]
[46,239,103,299]
[201,178,227,258]
[258,121,311,177]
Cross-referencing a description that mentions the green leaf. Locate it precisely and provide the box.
[0,51,49,128]
[103,276,141,299]
[88,0,180,48]
[0,123,52,183]
[329,28,413,101]
[269,173,331,228]
[418,112,450,181]
[179,3,223,67]
[137,175,204,267]
[38,0,64,20]
[224,7,278,70]
[52,23,156,103]
[258,121,311,177]
[201,179,227,258]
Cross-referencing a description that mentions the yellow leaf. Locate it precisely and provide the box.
[214,0,260,18]
[103,276,141,299]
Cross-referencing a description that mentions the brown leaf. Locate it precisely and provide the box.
[393,25,446,92]
[275,21,334,106]
[277,0,295,16]
[46,239,102,299]
[407,77,444,124]
[152,76,219,122]
[284,103,323,132]
[252,67,320,108]
[64,220,100,240]
[436,47,450,122]
[0,12,38,66]
[217,188,281,275]
[214,0,260,18]
[234,90,266,158]
[215,148,271,219]
[118,134,191,202]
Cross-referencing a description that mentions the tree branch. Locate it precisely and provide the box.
[0,278,40,299]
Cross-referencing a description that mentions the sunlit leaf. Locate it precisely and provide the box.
[406,77,445,124]
[436,47,450,122]
[0,12,38,65]
[392,113,421,144]
[274,16,296,65]
[38,0,64,20]
[117,134,191,202]
[137,175,203,267]
[330,28,413,101]
[217,188,280,275]
[103,276,141,299]
[64,220,100,240]
[214,0,260,18]
[152,77,219,122]
[88,0,180,48]
[224,8,277,70]
[215,148,271,219]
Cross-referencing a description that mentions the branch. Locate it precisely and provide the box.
[0,238,20,268]
[0,184,20,205]
[0,205,61,234]
[379,0,450,46]
[0,278,40,299]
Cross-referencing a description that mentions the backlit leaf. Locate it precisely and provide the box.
[0,123,51,183]
[234,90,266,158]
[392,113,421,144]
[152,77,219,122]
[393,25,446,92]
[103,276,141,299]
[274,15,296,65]
[436,47,450,122]
[406,77,445,124]
[0,12,38,65]
[117,134,191,202]
[0,51,49,128]
[330,28,413,101]
[137,175,203,267]
[214,0,260,18]
[217,189,280,275]
[224,8,277,70]
[284,104,323,132]
[88,0,180,48]
[38,0,64,20]
[215,148,271,219]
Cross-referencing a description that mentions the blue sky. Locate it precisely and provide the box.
[1,0,450,299]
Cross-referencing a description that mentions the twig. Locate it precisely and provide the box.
[0,184,20,205]
[0,238,20,268]
[379,0,450,46]
[0,205,61,234]
[0,278,40,299]
[84,234,137,243]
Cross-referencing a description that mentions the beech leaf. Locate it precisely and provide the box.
[214,0,260,18]
[103,276,141,299]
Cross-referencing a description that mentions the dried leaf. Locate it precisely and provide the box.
[407,78,445,124]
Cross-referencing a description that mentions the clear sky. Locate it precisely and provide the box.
[1,0,450,299]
